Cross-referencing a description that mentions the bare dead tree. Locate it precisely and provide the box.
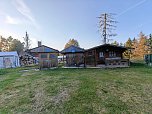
[23,31,31,51]
[98,13,117,44]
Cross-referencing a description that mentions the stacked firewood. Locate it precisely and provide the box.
[19,53,38,66]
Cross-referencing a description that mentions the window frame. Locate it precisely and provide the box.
[41,54,47,58]
[109,51,116,57]
[99,52,104,58]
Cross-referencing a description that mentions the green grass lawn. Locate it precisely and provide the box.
[0,65,152,114]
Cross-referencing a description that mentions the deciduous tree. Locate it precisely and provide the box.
[135,32,148,59]
[0,35,24,53]
[64,39,80,49]
[9,39,24,53]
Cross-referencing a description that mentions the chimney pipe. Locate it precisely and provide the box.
[38,41,42,47]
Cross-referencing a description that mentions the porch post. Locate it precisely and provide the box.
[94,49,97,67]
[84,52,86,68]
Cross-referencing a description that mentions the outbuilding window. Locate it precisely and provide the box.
[41,54,47,58]
[99,52,104,58]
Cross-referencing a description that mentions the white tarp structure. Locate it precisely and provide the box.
[0,51,20,68]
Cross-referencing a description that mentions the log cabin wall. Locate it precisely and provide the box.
[84,44,128,67]
[96,48,105,65]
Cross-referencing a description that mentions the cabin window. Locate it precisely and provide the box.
[99,52,104,58]
[109,51,116,57]
[41,54,47,58]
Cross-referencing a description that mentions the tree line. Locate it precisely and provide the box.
[115,32,152,60]
[0,36,24,53]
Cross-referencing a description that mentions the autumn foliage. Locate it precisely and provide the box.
[64,39,80,49]
[124,32,151,60]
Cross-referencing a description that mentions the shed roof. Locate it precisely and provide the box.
[29,45,59,53]
[0,51,18,57]
[86,44,127,51]
[61,45,84,54]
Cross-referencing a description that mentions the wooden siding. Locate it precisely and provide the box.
[64,53,84,67]
[38,53,58,68]
[85,50,96,66]
[85,45,129,67]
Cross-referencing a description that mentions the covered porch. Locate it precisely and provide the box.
[61,45,85,67]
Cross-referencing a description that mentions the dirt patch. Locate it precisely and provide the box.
[50,81,79,106]
[21,71,39,77]
[50,88,70,105]
[0,89,20,105]
[31,77,51,112]
[20,69,39,77]
[31,79,79,113]
[32,87,46,112]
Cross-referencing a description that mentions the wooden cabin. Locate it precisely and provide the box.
[85,44,129,68]
[61,45,85,67]
[28,43,59,68]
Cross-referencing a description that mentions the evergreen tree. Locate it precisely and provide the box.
[132,37,138,59]
[146,34,152,54]
[125,38,132,48]
[111,41,119,46]
[124,38,133,59]
[119,42,124,46]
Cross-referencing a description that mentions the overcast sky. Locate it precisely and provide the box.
[0,0,152,50]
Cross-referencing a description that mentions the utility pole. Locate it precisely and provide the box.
[98,13,117,44]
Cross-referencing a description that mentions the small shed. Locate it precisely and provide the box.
[28,44,59,68]
[85,44,129,68]
[0,51,20,68]
[144,54,152,66]
[61,45,85,67]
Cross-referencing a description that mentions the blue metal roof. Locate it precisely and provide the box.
[30,45,59,53]
[61,45,84,54]
[0,51,18,57]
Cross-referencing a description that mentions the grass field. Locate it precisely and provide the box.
[0,64,152,114]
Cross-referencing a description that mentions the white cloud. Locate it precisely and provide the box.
[13,0,40,29]
[5,15,20,24]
